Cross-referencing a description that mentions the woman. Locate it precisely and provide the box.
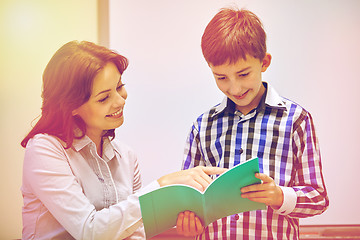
[21,41,224,239]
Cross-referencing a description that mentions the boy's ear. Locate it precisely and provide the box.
[261,53,272,72]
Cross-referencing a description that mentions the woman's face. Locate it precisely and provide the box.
[73,62,127,140]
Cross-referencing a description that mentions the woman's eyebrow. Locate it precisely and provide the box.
[95,76,122,97]
[95,89,111,97]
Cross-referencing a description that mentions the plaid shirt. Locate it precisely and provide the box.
[182,82,329,239]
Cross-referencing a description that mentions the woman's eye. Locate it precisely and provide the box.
[98,96,109,103]
[117,83,125,91]
[217,77,226,81]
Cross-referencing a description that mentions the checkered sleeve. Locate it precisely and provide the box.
[290,111,329,218]
[182,123,205,170]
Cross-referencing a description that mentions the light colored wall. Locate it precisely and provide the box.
[0,0,98,238]
[2,2,360,238]
[109,0,360,225]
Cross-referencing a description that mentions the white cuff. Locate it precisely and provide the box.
[272,186,297,215]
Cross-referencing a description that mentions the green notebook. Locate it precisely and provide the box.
[139,157,266,239]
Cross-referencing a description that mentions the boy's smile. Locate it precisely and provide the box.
[233,89,250,100]
[209,53,271,115]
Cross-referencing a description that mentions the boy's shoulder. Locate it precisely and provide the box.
[193,98,228,124]
[278,94,312,120]
[261,82,312,118]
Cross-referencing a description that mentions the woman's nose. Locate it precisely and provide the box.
[114,90,127,107]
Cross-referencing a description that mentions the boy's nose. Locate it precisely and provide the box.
[228,81,243,95]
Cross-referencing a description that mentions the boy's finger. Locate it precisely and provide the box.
[195,216,204,234]
[183,211,190,233]
[176,212,184,235]
[255,173,273,183]
[241,182,264,193]
[189,212,196,233]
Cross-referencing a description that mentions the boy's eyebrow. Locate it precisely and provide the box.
[213,66,251,76]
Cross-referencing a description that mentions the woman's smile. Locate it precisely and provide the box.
[106,108,123,118]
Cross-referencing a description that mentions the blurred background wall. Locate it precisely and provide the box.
[109,0,360,226]
[0,1,98,239]
[1,1,360,239]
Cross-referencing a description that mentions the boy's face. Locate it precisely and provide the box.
[209,53,271,115]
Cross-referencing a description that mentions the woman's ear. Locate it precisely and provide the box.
[261,53,272,72]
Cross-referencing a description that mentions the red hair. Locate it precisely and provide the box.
[21,41,128,148]
[201,8,267,66]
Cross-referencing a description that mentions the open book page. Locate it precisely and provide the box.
[140,184,204,239]
[139,157,266,239]
[203,157,266,224]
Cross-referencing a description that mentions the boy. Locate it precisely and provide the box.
[181,8,329,239]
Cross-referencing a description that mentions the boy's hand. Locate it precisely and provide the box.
[176,211,204,237]
[240,173,284,209]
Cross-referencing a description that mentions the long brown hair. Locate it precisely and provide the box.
[21,41,128,149]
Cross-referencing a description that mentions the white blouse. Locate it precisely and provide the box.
[22,133,159,240]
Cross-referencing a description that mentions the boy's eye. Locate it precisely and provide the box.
[239,73,249,77]
[216,76,226,81]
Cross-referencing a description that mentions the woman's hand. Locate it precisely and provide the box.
[157,166,227,192]
[176,211,204,237]
[240,173,284,209]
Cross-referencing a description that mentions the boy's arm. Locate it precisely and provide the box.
[182,124,205,170]
[288,112,329,218]
[242,112,329,218]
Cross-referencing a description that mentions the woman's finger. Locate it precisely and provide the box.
[201,166,227,176]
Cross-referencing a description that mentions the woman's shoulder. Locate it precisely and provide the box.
[28,133,63,145]
[25,133,66,153]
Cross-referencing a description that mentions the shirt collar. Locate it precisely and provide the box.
[72,135,92,152]
[212,82,287,117]
[259,82,287,111]
[72,134,116,161]
[263,82,287,111]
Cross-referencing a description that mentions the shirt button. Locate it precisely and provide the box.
[239,148,243,154]
[234,214,239,220]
